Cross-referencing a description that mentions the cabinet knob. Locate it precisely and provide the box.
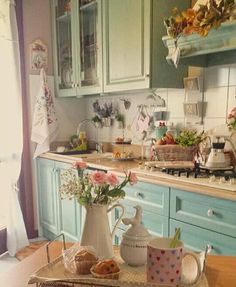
[206,244,213,253]
[145,74,150,78]
[207,209,214,217]
[135,192,144,199]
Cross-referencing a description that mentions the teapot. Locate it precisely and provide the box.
[120,205,152,266]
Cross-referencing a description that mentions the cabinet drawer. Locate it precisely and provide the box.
[170,188,236,238]
[170,219,236,256]
[112,199,169,238]
[125,182,169,216]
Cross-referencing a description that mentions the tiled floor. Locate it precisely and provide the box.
[0,252,19,273]
[0,237,47,273]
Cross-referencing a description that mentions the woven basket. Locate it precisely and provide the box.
[155,145,197,161]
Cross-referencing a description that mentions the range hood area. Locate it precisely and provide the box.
[162,20,236,67]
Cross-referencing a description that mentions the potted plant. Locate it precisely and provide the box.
[92,100,113,127]
[92,115,102,128]
[115,113,124,129]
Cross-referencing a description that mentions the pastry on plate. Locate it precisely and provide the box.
[90,259,120,279]
[74,249,98,275]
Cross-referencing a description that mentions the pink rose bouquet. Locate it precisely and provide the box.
[227,107,236,131]
[59,160,138,206]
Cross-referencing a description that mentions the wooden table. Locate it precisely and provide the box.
[0,242,236,287]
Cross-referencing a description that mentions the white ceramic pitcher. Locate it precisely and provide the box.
[80,203,125,259]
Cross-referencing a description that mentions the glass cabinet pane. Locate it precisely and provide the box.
[79,0,99,87]
[55,0,74,90]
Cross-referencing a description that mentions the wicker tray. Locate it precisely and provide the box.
[155,145,198,161]
[28,254,208,287]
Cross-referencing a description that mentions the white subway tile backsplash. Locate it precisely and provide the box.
[166,89,185,118]
[203,118,226,132]
[204,87,228,118]
[204,65,229,88]
[227,86,236,114]
[229,64,236,86]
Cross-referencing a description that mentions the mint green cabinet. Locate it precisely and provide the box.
[103,0,190,92]
[37,159,59,239]
[56,161,81,241]
[102,0,150,92]
[112,181,170,244]
[37,158,81,241]
[51,0,103,97]
[170,219,236,256]
[170,188,236,255]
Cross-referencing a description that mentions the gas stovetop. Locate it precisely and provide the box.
[131,161,236,192]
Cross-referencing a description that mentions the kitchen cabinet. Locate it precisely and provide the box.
[111,181,170,244]
[37,157,236,255]
[169,188,236,255]
[103,0,190,92]
[51,0,103,97]
[37,158,82,241]
[51,0,190,98]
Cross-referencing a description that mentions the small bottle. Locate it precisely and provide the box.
[79,131,87,151]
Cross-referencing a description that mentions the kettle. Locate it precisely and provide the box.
[205,136,229,168]
[120,205,152,266]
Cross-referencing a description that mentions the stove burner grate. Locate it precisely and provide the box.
[162,163,236,179]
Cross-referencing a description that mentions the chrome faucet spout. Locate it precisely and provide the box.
[76,119,96,136]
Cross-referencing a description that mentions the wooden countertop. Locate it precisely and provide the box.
[39,152,236,201]
[0,242,235,287]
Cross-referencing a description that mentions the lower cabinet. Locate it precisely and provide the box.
[169,188,236,255]
[170,219,236,256]
[37,158,81,241]
[112,181,170,245]
[37,158,236,255]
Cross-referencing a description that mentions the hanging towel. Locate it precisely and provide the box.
[31,68,59,158]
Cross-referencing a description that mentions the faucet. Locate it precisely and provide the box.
[76,119,103,153]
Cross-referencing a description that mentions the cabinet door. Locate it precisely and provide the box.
[55,161,81,242]
[51,0,78,97]
[103,0,150,92]
[151,0,190,88]
[75,0,103,96]
[170,188,236,238]
[112,199,169,239]
[37,159,59,240]
[170,219,236,256]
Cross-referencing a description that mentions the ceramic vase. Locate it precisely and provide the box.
[80,203,124,259]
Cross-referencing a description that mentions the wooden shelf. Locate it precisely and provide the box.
[162,20,236,67]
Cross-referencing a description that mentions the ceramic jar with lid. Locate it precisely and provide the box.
[120,205,152,266]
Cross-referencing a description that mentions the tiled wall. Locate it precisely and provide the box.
[84,64,236,146]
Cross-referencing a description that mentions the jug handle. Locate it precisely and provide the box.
[107,203,125,239]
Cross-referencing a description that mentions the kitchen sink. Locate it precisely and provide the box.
[51,150,93,155]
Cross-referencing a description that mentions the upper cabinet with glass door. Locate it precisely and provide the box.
[77,0,103,96]
[51,0,103,97]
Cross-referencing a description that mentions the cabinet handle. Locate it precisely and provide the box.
[207,209,214,217]
[206,244,213,254]
[145,74,150,78]
[135,192,144,199]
